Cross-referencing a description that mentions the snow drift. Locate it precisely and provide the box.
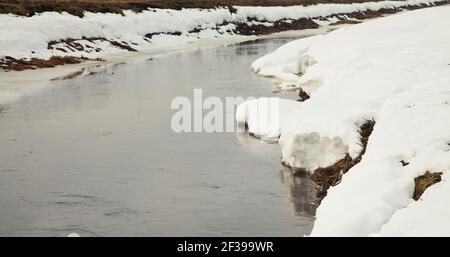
[0,0,445,61]
[245,6,450,236]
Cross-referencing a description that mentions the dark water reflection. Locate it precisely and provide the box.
[279,168,318,218]
[0,36,318,236]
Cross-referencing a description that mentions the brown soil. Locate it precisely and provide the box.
[400,160,410,166]
[108,40,138,52]
[144,31,183,40]
[297,88,311,102]
[0,56,98,71]
[338,7,399,20]
[413,171,442,201]
[236,18,320,35]
[48,37,137,52]
[329,19,361,26]
[143,18,319,38]
[0,0,408,17]
[311,119,375,200]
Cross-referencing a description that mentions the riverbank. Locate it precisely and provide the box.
[0,0,426,16]
[0,0,447,72]
[0,28,335,105]
[240,5,450,236]
[0,36,318,237]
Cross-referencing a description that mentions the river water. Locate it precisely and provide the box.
[0,36,317,236]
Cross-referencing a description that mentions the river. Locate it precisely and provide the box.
[0,36,318,236]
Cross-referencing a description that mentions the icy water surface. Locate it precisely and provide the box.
[0,37,317,236]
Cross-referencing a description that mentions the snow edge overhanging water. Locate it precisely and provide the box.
[242,5,450,236]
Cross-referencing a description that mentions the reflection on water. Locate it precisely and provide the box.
[279,168,318,218]
[234,38,298,56]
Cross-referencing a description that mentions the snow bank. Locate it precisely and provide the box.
[380,174,450,236]
[251,36,321,84]
[0,8,234,59]
[247,6,450,236]
[236,97,301,142]
[0,0,444,60]
[235,0,440,22]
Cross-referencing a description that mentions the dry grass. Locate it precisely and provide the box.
[0,56,88,71]
[0,0,402,16]
[297,88,311,102]
[236,17,319,35]
[311,119,376,200]
[413,171,442,201]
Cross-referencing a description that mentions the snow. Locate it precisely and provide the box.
[251,36,322,91]
[379,174,450,236]
[236,97,301,142]
[0,0,443,60]
[0,8,235,59]
[235,0,438,22]
[246,6,450,236]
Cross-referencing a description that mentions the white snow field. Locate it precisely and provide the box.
[245,6,450,236]
[0,0,445,60]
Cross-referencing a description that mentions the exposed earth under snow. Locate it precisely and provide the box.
[240,5,450,236]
